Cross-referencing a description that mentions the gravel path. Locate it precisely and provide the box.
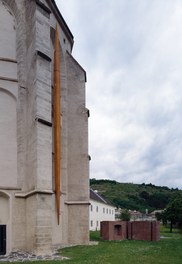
[0,251,68,262]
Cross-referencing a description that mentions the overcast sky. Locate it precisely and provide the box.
[56,0,182,189]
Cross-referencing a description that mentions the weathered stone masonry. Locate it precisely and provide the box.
[0,0,89,255]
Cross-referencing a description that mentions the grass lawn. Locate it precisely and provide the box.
[11,226,182,264]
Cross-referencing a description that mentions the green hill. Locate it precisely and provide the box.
[90,178,181,213]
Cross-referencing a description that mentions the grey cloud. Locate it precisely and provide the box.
[56,0,182,188]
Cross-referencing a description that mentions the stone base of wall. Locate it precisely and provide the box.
[100,221,160,242]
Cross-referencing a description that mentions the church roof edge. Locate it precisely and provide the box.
[46,0,74,49]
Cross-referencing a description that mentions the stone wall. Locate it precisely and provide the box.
[0,0,89,255]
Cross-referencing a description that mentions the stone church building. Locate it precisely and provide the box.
[0,0,89,255]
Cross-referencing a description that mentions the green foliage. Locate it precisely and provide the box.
[60,228,182,264]
[139,191,150,200]
[90,231,101,241]
[119,209,131,221]
[147,192,170,209]
[155,212,163,221]
[13,229,182,264]
[90,178,117,185]
[90,178,182,213]
[161,192,182,232]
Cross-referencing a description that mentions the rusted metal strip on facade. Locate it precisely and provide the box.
[54,24,61,225]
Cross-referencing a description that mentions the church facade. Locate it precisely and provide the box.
[0,0,89,255]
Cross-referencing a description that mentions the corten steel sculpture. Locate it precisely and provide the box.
[54,24,61,225]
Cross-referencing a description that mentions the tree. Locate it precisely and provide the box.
[139,191,150,200]
[155,212,162,221]
[162,192,182,232]
[155,211,167,226]
[148,192,169,209]
[119,209,131,221]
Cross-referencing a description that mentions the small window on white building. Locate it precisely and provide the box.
[103,208,105,213]
[109,209,111,214]
[96,221,99,227]
[90,205,93,211]
[91,220,93,227]
[106,208,108,214]
[96,206,98,212]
